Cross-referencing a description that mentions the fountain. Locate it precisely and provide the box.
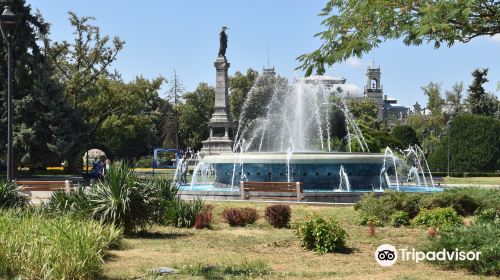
[180,29,441,202]
[196,74,389,191]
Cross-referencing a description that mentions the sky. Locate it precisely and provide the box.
[26,0,500,107]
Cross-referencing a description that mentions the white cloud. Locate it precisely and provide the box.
[344,57,362,68]
[490,34,500,42]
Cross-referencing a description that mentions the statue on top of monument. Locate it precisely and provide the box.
[218,26,228,57]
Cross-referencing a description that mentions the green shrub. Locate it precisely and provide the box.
[294,216,348,253]
[357,214,383,227]
[475,208,500,225]
[354,193,393,222]
[0,210,122,279]
[89,162,158,235]
[455,188,500,211]
[391,211,410,227]
[354,191,423,223]
[166,197,204,228]
[0,180,29,209]
[43,188,92,217]
[412,207,463,229]
[424,223,500,276]
[222,207,259,227]
[265,204,291,228]
[420,190,479,216]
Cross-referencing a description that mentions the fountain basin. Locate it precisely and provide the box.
[202,152,389,190]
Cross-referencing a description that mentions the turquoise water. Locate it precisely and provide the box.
[178,184,443,193]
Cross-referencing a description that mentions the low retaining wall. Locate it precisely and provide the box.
[180,190,383,204]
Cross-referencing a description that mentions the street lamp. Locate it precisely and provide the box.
[1,6,20,181]
[446,120,452,177]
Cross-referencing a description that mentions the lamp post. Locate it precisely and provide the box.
[446,120,452,177]
[1,6,20,181]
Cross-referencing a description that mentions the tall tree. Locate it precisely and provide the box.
[444,82,465,118]
[297,0,500,75]
[49,12,124,167]
[177,83,215,151]
[466,68,499,117]
[229,68,258,129]
[0,1,78,168]
[422,82,444,117]
[421,82,445,155]
[93,76,166,159]
[163,69,184,149]
[51,12,124,111]
[166,69,184,105]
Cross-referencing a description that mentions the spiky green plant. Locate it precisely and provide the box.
[146,177,180,224]
[43,188,92,217]
[89,162,156,234]
[165,197,204,228]
[0,180,29,209]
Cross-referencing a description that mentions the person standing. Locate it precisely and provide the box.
[180,156,188,184]
[93,155,107,180]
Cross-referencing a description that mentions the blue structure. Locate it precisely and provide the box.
[202,152,389,190]
[152,148,181,168]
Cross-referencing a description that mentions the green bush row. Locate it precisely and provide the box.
[0,210,122,280]
[354,188,500,226]
[425,223,500,276]
[429,114,500,172]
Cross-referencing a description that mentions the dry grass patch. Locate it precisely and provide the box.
[104,202,495,279]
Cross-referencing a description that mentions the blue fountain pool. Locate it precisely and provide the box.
[179,184,443,193]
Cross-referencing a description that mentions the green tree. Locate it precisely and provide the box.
[0,0,79,168]
[93,77,166,159]
[466,68,499,117]
[49,12,125,167]
[444,82,465,119]
[422,82,445,135]
[391,125,419,148]
[347,98,379,129]
[229,68,258,129]
[297,0,500,75]
[177,83,215,151]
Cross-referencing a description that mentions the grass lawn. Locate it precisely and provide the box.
[104,202,494,280]
[444,177,500,185]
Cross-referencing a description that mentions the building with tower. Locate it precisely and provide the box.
[363,65,411,126]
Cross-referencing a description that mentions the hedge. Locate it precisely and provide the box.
[429,114,500,172]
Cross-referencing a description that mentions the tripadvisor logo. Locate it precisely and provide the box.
[375,244,481,267]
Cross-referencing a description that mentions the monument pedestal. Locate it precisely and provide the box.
[200,56,234,156]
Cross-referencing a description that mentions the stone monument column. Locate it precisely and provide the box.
[200,40,234,156]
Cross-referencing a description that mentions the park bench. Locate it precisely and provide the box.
[433,177,445,186]
[16,180,74,192]
[240,181,304,202]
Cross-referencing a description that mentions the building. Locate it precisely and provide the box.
[363,66,411,126]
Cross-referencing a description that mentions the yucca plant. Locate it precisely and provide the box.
[89,162,155,235]
[0,180,29,209]
[43,188,92,218]
[146,177,180,224]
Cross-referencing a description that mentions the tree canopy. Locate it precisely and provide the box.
[297,0,500,75]
[466,68,499,117]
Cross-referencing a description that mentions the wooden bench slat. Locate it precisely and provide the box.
[241,181,304,202]
[16,180,74,192]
